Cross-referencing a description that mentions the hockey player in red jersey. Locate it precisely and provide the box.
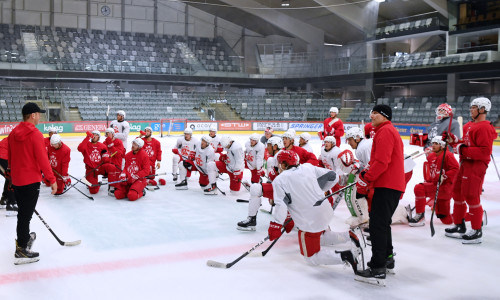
[364,122,375,139]
[268,150,361,273]
[282,131,319,166]
[443,97,497,244]
[47,134,72,195]
[318,107,344,146]
[139,127,162,186]
[115,138,150,201]
[409,137,458,227]
[42,127,59,186]
[77,130,108,194]
[102,128,126,195]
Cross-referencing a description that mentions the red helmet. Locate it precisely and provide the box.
[436,103,453,120]
[277,150,299,167]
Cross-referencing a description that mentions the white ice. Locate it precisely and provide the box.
[1,133,499,300]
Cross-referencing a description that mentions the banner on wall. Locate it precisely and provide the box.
[0,123,17,135]
[252,122,288,131]
[219,122,251,131]
[37,123,73,133]
[394,125,427,136]
[288,122,323,132]
[187,122,217,132]
[73,122,108,132]
[128,122,149,132]
[150,121,186,132]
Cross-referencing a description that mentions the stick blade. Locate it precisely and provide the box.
[206,260,228,269]
[313,200,323,206]
[80,177,92,187]
[64,240,82,246]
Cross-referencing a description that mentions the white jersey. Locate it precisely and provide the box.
[175,137,199,160]
[319,146,343,173]
[110,120,130,148]
[272,164,339,232]
[225,141,245,172]
[244,141,265,170]
[355,138,373,169]
[209,134,222,151]
[194,143,215,174]
[300,143,314,154]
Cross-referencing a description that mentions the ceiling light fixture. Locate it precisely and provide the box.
[375,0,386,3]
[281,0,290,7]
[324,43,342,47]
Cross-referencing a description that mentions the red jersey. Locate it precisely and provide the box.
[460,121,497,164]
[103,137,125,167]
[323,117,344,146]
[77,137,107,169]
[123,149,150,179]
[48,143,71,177]
[142,137,162,164]
[0,137,7,160]
[44,137,51,152]
[8,122,56,186]
[290,145,319,166]
[364,121,405,192]
[424,151,458,185]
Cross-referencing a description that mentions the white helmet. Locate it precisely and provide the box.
[105,127,115,134]
[249,133,260,142]
[117,110,126,118]
[345,127,364,140]
[287,128,296,136]
[220,136,234,148]
[209,124,217,132]
[431,136,445,148]
[201,135,211,144]
[133,138,144,148]
[48,126,58,133]
[50,134,61,145]
[184,128,193,135]
[267,136,284,149]
[470,97,491,112]
[92,130,100,136]
[299,132,311,142]
[330,107,339,114]
[324,136,336,146]
[282,131,295,140]
[144,126,153,133]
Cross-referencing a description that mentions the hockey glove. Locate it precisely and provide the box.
[257,169,265,177]
[128,173,139,184]
[188,151,196,161]
[219,153,228,162]
[102,153,110,164]
[233,170,242,177]
[86,131,93,139]
[317,131,325,141]
[268,221,283,241]
[172,149,179,155]
[284,213,294,233]
[356,172,368,199]
[442,131,459,145]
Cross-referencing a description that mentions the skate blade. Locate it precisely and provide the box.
[14,257,40,265]
[175,186,188,190]
[445,233,464,239]
[5,211,18,217]
[386,268,396,275]
[259,208,272,214]
[354,276,386,287]
[146,186,160,191]
[204,192,218,195]
[462,238,482,245]
[408,221,425,227]
[237,226,256,232]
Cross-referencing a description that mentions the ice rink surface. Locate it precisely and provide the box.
[1,132,499,300]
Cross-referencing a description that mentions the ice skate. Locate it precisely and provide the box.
[204,183,218,195]
[368,253,395,275]
[26,232,36,251]
[175,179,188,190]
[408,213,425,227]
[0,195,6,208]
[355,267,386,287]
[337,249,358,274]
[5,202,18,217]
[14,240,40,265]
[101,176,108,184]
[404,204,414,221]
[445,219,466,239]
[462,228,482,244]
[237,216,256,231]
[108,186,116,197]
[172,173,178,182]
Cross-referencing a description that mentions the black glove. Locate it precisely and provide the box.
[183,160,193,171]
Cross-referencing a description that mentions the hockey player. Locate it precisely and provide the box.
[171,128,199,181]
[47,134,72,195]
[364,122,375,139]
[139,127,162,186]
[318,107,344,146]
[77,130,108,194]
[208,125,223,160]
[102,128,126,195]
[282,131,319,166]
[268,150,360,273]
[0,137,17,213]
[409,136,459,227]
[443,97,497,244]
[260,126,275,145]
[298,132,313,153]
[216,135,244,193]
[110,110,130,149]
[44,126,57,150]
[244,133,265,184]
[115,138,150,201]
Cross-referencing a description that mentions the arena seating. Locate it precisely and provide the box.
[375,14,445,39]
[0,24,25,63]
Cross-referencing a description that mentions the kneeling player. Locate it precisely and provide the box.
[139,127,162,187]
[244,133,265,184]
[216,136,244,194]
[47,134,72,195]
[115,139,150,201]
[269,150,361,272]
[102,128,126,195]
[77,130,108,194]
[172,128,198,181]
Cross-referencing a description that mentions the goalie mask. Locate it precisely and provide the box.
[435,103,453,121]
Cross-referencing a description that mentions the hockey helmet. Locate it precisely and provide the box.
[201,135,211,144]
[184,128,193,135]
[431,136,446,148]
[299,132,311,142]
[133,138,144,148]
[209,124,217,132]
[470,97,491,112]
[277,150,299,167]
[267,136,284,149]
[282,130,295,140]
[220,136,234,148]
[249,133,260,142]
[50,134,62,145]
[345,127,364,140]
[105,127,115,134]
[324,135,336,146]
[92,130,100,136]
[117,110,126,118]
[144,126,153,133]
[330,107,339,114]
[435,103,453,120]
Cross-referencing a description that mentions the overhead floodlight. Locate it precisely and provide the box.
[281,0,290,7]
[375,0,385,3]
[324,43,342,47]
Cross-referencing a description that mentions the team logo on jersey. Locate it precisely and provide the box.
[195,155,203,166]
[245,153,254,162]
[49,154,58,168]
[90,149,102,163]
[181,145,190,157]
[144,144,154,157]
[127,161,139,175]
[464,127,471,146]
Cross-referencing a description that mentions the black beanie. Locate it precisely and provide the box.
[372,104,392,121]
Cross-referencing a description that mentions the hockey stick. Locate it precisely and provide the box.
[313,182,356,207]
[91,172,167,187]
[52,169,94,201]
[34,209,81,246]
[430,114,453,237]
[67,174,92,187]
[207,219,292,268]
[405,150,419,160]
[106,105,110,128]
[236,199,249,203]
[490,154,500,181]
[84,151,118,177]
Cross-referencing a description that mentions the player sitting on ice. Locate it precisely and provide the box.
[216,135,244,194]
[172,128,199,182]
[408,136,459,227]
[47,134,72,195]
[139,127,163,188]
[101,128,126,196]
[298,132,313,153]
[237,136,283,231]
[282,130,319,166]
[208,125,223,160]
[269,150,361,273]
[77,130,108,194]
[244,133,265,184]
[115,138,150,201]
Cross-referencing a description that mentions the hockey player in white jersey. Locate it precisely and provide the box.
[216,136,245,193]
[172,128,199,181]
[109,110,130,149]
[269,150,361,273]
[208,125,223,160]
[318,136,343,172]
[299,132,314,153]
[244,133,266,184]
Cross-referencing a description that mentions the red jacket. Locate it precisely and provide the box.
[0,138,7,160]
[48,143,71,177]
[104,137,125,168]
[142,137,162,164]
[77,137,107,169]
[8,122,56,186]
[459,120,497,165]
[323,117,344,146]
[123,149,150,180]
[364,121,405,192]
[291,145,319,166]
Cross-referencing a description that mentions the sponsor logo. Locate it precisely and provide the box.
[288,123,323,131]
[74,123,107,132]
[252,122,288,131]
[0,123,17,135]
[43,124,64,133]
[151,122,185,132]
[130,124,142,132]
[187,122,217,131]
[219,122,251,131]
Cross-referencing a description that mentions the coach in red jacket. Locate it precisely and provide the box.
[355,104,405,282]
[8,102,57,263]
